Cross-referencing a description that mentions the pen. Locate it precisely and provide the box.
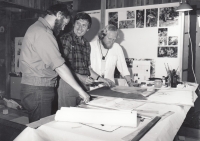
[164,63,168,73]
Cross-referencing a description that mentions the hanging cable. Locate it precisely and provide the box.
[187,11,200,92]
[188,12,197,83]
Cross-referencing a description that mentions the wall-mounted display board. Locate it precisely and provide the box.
[104,2,182,79]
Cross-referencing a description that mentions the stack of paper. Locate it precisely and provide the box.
[55,107,137,127]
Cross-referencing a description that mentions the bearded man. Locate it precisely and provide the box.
[19,4,90,123]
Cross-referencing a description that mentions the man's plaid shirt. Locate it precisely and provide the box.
[60,31,91,76]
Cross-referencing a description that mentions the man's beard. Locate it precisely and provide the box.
[53,18,64,36]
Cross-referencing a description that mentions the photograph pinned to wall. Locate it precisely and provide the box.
[108,12,118,28]
[136,9,144,28]
[159,7,179,27]
[15,37,23,72]
[119,20,135,29]
[158,46,178,58]
[158,28,168,46]
[127,11,135,19]
[146,8,158,27]
[168,36,178,45]
[125,58,155,78]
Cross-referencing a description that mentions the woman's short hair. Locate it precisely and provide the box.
[74,12,92,29]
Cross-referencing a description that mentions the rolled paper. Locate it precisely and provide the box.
[55,107,137,127]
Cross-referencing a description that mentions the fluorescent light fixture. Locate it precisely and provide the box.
[176,1,193,12]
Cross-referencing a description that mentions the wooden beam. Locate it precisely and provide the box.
[133,0,137,6]
[0,1,44,13]
[116,0,124,8]
[101,0,106,29]
[149,0,154,4]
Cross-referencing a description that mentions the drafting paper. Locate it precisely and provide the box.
[88,97,145,111]
[81,123,120,132]
[147,89,194,106]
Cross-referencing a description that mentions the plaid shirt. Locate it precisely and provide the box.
[60,31,91,76]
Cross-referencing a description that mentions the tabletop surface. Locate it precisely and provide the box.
[16,83,198,141]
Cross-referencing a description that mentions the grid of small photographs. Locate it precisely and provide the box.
[119,11,135,29]
[157,27,178,58]
[108,6,178,29]
[108,6,179,58]
[157,6,178,58]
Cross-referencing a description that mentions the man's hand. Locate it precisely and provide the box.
[127,81,140,87]
[85,76,95,85]
[98,77,115,87]
[79,91,90,103]
[76,74,94,85]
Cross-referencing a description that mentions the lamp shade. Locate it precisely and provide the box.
[176,3,193,12]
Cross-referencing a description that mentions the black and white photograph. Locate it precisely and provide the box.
[119,20,135,29]
[146,8,158,27]
[108,12,118,28]
[168,36,178,45]
[0,1,199,141]
[158,28,168,45]
[158,46,178,58]
[136,9,144,28]
[127,10,135,19]
[159,7,179,27]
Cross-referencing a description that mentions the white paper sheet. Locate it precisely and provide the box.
[147,89,195,106]
[87,97,145,111]
[55,107,137,127]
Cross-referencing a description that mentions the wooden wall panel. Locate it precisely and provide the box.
[106,0,181,8]
[3,0,56,10]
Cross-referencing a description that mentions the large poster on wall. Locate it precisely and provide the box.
[15,37,23,73]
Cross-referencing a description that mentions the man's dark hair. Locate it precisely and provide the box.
[74,13,92,29]
[46,4,71,18]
